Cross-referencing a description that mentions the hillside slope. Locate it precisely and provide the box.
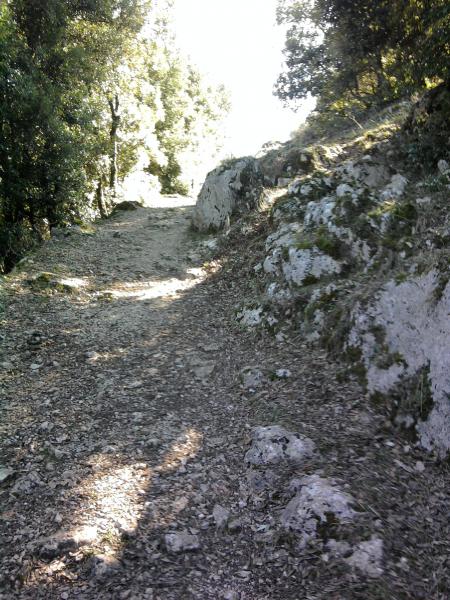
[195,92,450,459]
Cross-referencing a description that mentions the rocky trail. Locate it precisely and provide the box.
[1,196,449,599]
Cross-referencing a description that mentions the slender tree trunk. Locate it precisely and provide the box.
[96,179,108,218]
[108,94,120,195]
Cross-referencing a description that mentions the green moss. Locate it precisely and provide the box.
[370,390,390,411]
[421,174,448,192]
[395,365,434,422]
[381,235,400,250]
[345,344,363,363]
[295,238,314,250]
[395,272,408,284]
[391,201,417,223]
[314,231,341,259]
[375,351,406,370]
[432,272,450,304]
[78,223,96,235]
[322,305,348,355]
[350,362,368,385]
[369,324,386,345]
[302,274,319,286]
[270,194,307,223]
[371,364,434,425]
[304,287,338,321]
[32,272,54,283]
[295,226,342,258]
[368,200,396,220]
[342,345,367,385]
[336,369,350,383]
[353,215,376,241]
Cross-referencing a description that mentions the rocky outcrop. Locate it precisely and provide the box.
[229,102,450,455]
[191,157,264,232]
[348,270,450,457]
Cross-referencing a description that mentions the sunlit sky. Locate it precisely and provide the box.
[172,0,315,157]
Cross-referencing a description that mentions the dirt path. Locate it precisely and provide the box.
[1,199,449,599]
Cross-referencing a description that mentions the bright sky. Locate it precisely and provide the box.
[172,0,315,157]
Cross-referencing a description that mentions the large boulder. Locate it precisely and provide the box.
[191,157,264,232]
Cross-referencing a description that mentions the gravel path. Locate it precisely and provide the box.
[0,199,449,599]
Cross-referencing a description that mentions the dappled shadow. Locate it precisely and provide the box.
[0,201,248,598]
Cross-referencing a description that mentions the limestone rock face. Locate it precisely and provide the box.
[348,270,450,456]
[191,158,264,232]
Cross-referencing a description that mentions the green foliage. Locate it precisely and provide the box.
[295,226,341,258]
[276,0,450,119]
[0,0,229,271]
[314,226,341,259]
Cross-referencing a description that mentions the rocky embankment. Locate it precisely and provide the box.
[193,98,450,458]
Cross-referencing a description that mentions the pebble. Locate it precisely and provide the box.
[0,467,15,484]
[415,461,425,473]
[275,368,291,378]
[213,504,230,529]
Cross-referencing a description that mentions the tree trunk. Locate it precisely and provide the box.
[96,179,108,218]
[108,94,120,194]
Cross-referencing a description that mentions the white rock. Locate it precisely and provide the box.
[192,158,263,232]
[237,307,264,327]
[240,367,266,390]
[304,197,336,228]
[201,238,218,250]
[438,159,450,175]
[336,183,353,198]
[92,554,121,579]
[280,475,355,548]
[56,277,86,291]
[282,247,341,287]
[39,526,98,558]
[275,369,291,378]
[381,174,408,200]
[263,252,280,275]
[11,471,44,495]
[193,363,216,380]
[348,269,450,456]
[346,536,384,578]
[0,467,15,484]
[415,461,425,473]
[165,531,200,553]
[266,283,293,307]
[265,223,301,253]
[245,425,315,466]
[326,539,352,558]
